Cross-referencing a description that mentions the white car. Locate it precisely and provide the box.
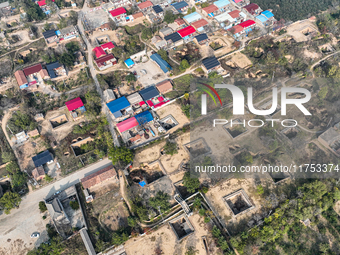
[31,232,40,238]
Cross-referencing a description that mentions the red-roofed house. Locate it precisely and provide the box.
[32,166,45,181]
[14,70,28,89]
[116,117,139,133]
[177,26,196,39]
[81,165,117,190]
[175,18,186,27]
[94,54,117,71]
[233,0,249,7]
[239,20,256,29]
[202,5,219,17]
[93,46,106,58]
[228,24,244,37]
[109,7,127,24]
[138,0,153,11]
[243,3,261,15]
[65,97,84,111]
[23,63,43,77]
[101,42,115,51]
[228,10,240,19]
[191,19,208,30]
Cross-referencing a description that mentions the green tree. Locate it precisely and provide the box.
[0,191,21,214]
[108,146,134,166]
[6,161,19,174]
[157,49,169,62]
[127,216,137,227]
[45,174,53,182]
[183,172,200,193]
[149,191,171,213]
[11,171,27,191]
[163,140,178,155]
[126,73,137,83]
[141,28,153,40]
[69,200,79,210]
[65,41,80,54]
[39,201,47,213]
[59,53,75,68]
[257,185,264,195]
[2,151,15,163]
[164,10,177,24]
[179,59,190,71]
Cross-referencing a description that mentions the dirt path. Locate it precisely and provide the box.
[118,170,134,215]
[310,50,340,78]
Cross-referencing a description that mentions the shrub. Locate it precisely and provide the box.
[69,200,79,210]
[39,201,47,213]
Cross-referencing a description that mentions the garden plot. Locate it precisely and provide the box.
[49,114,68,129]
[124,213,219,255]
[184,138,210,158]
[70,137,94,157]
[224,119,248,139]
[230,52,252,69]
[169,215,194,241]
[129,160,165,185]
[223,189,255,217]
[155,102,189,133]
[205,178,264,234]
[160,132,190,174]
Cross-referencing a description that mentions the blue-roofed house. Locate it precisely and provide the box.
[183,12,202,24]
[124,58,135,68]
[136,110,154,124]
[214,0,231,13]
[256,14,268,25]
[106,96,132,118]
[171,1,189,13]
[262,10,274,20]
[150,53,172,73]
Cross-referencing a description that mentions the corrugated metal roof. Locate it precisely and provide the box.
[42,30,56,39]
[138,0,153,9]
[116,117,139,133]
[14,70,27,86]
[202,57,220,70]
[256,15,268,23]
[177,26,196,37]
[191,19,208,29]
[228,24,243,34]
[183,12,202,23]
[203,5,218,14]
[164,32,182,43]
[215,12,234,23]
[239,20,256,28]
[109,7,126,17]
[172,1,188,11]
[93,46,106,58]
[244,3,259,14]
[262,10,274,18]
[214,0,230,8]
[228,9,240,18]
[139,86,160,101]
[152,5,163,14]
[65,97,84,111]
[136,110,154,124]
[127,92,143,105]
[101,41,115,50]
[150,54,172,73]
[195,33,208,42]
[106,96,130,114]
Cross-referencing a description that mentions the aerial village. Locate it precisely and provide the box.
[2,0,340,254]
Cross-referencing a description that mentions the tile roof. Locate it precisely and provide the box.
[109,7,126,17]
[23,63,42,76]
[202,4,218,14]
[132,12,144,19]
[14,70,27,86]
[94,54,116,67]
[81,165,116,189]
[93,46,106,58]
[175,18,185,25]
[228,9,240,18]
[39,69,49,78]
[65,97,84,111]
[177,26,196,37]
[239,19,256,28]
[202,56,220,70]
[32,150,53,167]
[156,80,173,94]
[138,0,153,9]
[46,62,62,79]
[228,24,243,34]
[191,19,208,29]
[32,166,45,180]
[244,3,259,14]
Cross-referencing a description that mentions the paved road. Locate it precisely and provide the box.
[0,158,113,255]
